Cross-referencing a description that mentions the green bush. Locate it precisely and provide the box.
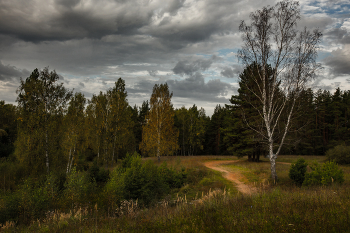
[303,161,344,186]
[158,162,186,189]
[103,153,186,207]
[0,175,60,224]
[88,162,110,184]
[122,151,139,169]
[64,168,95,208]
[123,157,167,206]
[289,158,308,186]
[326,144,350,164]
[102,167,125,208]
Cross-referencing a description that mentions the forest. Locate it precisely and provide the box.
[1,66,350,231]
[1,67,350,171]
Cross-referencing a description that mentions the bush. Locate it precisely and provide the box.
[64,168,95,208]
[326,144,350,164]
[303,161,344,186]
[289,158,308,186]
[103,153,187,207]
[0,175,59,224]
[158,162,186,189]
[88,162,110,184]
[102,167,125,208]
[122,151,139,169]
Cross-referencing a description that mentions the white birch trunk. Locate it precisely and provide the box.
[45,101,49,173]
[66,148,72,174]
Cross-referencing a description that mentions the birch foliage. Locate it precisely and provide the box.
[140,83,178,161]
[15,67,72,175]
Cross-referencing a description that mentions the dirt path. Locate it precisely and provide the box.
[203,160,257,195]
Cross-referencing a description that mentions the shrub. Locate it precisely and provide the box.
[289,158,308,186]
[64,168,94,208]
[103,153,187,207]
[158,162,186,189]
[122,151,139,169]
[0,176,58,224]
[303,161,344,186]
[102,167,125,208]
[88,162,110,184]
[326,144,350,164]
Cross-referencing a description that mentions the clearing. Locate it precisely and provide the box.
[203,160,257,195]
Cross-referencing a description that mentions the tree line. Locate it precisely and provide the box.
[1,67,349,175]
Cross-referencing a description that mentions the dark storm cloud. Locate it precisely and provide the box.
[0,61,30,81]
[148,70,158,77]
[168,72,231,102]
[325,27,350,44]
[324,45,350,75]
[172,56,219,76]
[0,0,253,45]
[220,64,243,78]
[129,71,232,103]
[56,0,81,8]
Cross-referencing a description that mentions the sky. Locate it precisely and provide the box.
[0,0,350,116]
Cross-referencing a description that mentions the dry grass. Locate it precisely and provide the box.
[4,155,350,232]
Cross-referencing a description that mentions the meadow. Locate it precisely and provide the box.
[1,155,350,232]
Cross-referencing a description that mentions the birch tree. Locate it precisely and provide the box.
[237,0,322,182]
[64,92,86,174]
[16,67,72,174]
[108,78,134,164]
[140,83,178,161]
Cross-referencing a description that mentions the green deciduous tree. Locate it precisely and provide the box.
[108,78,134,164]
[15,67,72,175]
[140,83,178,161]
[63,92,86,174]
[85,78,134,166]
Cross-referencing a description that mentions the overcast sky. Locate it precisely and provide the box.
[1,0,350,115]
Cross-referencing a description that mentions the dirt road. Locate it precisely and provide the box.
[203,160,257,195]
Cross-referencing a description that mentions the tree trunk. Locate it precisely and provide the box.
[112,135,116,165]
[45,129,49,173]
[69,144,76,173]
[269,141,277,183]
[66,148,72,174]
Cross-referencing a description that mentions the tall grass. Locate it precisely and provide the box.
[2,155,350,232]
[6,185,350,232]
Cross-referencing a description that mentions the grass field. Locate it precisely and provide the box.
[2,155,350,232]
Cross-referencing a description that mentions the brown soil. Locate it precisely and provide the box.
[203,160,257,195]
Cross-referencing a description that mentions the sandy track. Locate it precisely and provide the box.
[203,160,257,195]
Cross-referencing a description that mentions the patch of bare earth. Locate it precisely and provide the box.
[203,160,257,195]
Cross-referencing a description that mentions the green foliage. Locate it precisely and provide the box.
[64,168,94,208]
[158,162,187,189]
[105,153,186,207]
[0,174,63,224]
[102,167,125,208]
[123,157,164,205]
[122,151,139,169]
[88,161,110,184]
[303,161,344,186]
[289,158,308,186]
[326,144,350,164]
[0,101,17,158]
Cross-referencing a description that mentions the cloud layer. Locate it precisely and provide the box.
[0,0,349,115]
